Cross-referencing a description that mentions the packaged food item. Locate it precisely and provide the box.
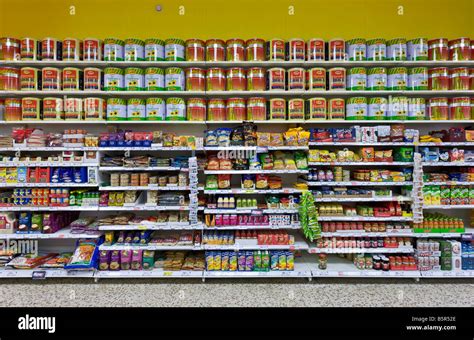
[227,68,246,91]
[207,98,226,121]
[247,67,265,91]
[368,97,387,120]
[306,98,326,120]
[367,67,387,90]
[287,38,305,61]
[84,68,102,91]
[387,67,407,90]
[268,98,286,120]
[450,67,470,90]
[267,39,285,60]
[127,98,146,120]
[267,68,285,90]
[346,67,367,90]
[449,38,471,61]
[187,98,206,121]
[165,67,185,91]
[104,38,124,61]
[288,98,304,120]
[226,97,246,120]
[185,39,205,61]
[145,67,164,91]
[145,38,165,61]
[247,97,266,120]
[408,98,426,120]
[388,96,408,120]
[21,97,41,120]
[21,38,40,60]
[124,38,145,61]
[84,97,106,120]
[206,68,226,91]
[218,174,231,189]
[328,68,346,90]
[64,239,100,270]
[226,38,245,61]
[429,67,449,90]
[62,67,83,91]
[64,98,83,119]
[206,39,225,61]
[428,38,449,60]
[449,97,471,120]
[166,97,186,120]
[83,38,102,61]
[246,38,265,61]
[104,67,124,91]
[43,97,64,120]
[366,38,386,61]
[41,67,61,91]
[125,67,145,91]
[346,38,366,60]
[408,67,428,90]
[185,68,206,91]
[386,38,407,60]
[165,38,185,61]
[328,98,345,120]
[307,38,325,60]
[256,174,269,189]
[407,38,428,60]
[41,37,62,60]
[107,98,127,120]
[4,98,22,121]
[0,67,19,90]
[306,68,325,90]
[0,38,20,60]
[346,97,367,120]
[288,68,305,91]
[329,39,345,60]
[241,174,255,189]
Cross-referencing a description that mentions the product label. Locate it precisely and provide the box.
[42,68,60,90]
[84,68,101,90]
[307,39,325,60]
[125,73,145,91]
[269,99,286,119]
[307,98,326,120]
[104,73,124,91]
[288,68,305,90]
[145,73,165,90]
[347,39,366,60]
[146,100,165,120]
[107,103,127,120]
[367,40,386,60]
[62,68,81,90]
[289,40,305,60]
[388,72,408,90]
[145,44,165,61]
[288,99,304,119]
[20,68,38,90]
[328,99,345,119]
[165,43,185,61]
[104,44,124,61]
[165,70,184,91]
[268,69,285,90]
[329,68,346,90]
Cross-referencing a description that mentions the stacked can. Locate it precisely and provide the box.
[145,38,165,61]
[104,38,124,61]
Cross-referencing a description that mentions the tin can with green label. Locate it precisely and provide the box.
[366,38,386,61]
[388,67,408,90]
[165,38,185,61]
[166,97,186,120]
[145,38,165,61]
[146,98,165,120]
[127,98,146,120]
[165,67,185,91]
[104,67,124,91]
[107,98,127,120]
[346,38,366,61]
[124,38,145,61]
[145,67,164,91]
[104,38,124,61]
[408,67,428,90]
[387,38,407,61]
[367,67,387,90]
[346,97,367,120]
[389,96,408,120]
[407,38,428,61]
[408,98,426,120]
[346,67,367,90]
[124,67,145,91]
[368,97,388,120]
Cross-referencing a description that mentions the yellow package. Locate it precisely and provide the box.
[298,130,310,145]
[284,128,300,146]
[309,150,321,162]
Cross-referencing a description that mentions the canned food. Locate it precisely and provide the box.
[127,98,146,120]
[387,67,408,90]
[0,38,20,60]
[247,68,265,91]
[165,67,185,91]
[367,67,387,90]
[328,98,345,120]
[449,67,470,90]
[20,67,40,90]
[246,38,265,61]
[428,97,449,120]
[84,68,102,90]
[408,98,426,120]
[104,38,124,61]
[62,38,82,61]
[42,67,61,91]
[429,67,449,90]
[185,39,205,61]
[0,67,19,90]
[267,68,286,90]
[206,68,226,91]
[306,68,326,90]
[288,98,304,120]
[449,38,471,61]
[408,67,428,90]
[43,98,64,120]
[388,96,408,120]
[64,98,83,120]
[386,38,407,61]
[165,38,185,61]
[21,97,41,120]
[449,97,471,120]
[305,98,326,120]
[267,39,285,61]
[146,98,165,120]
[407,38,428,61]
[83,38,102,61]
[145,67,165,91]
[226,68,246,91]
[185,68,205,91]
[104,67,124,91]
[124,38,145,61]
[428,38,449,61]
[226,39,245,61]
[145,38,165,61]
[84,97,106,120]
[288,68,305,91]
[166,97,186,120]
[368,97,387,120]
[107,98,127,120]
[186,98,206,121]
[366,38,386,61]
[307,39,325,61]
[247,97,266,120]
[207,98,226,121]
[62,67,83,91]
[41,38,62,60]
[226,98,246,120]
[329,39,345,61]
[347,67,367,90]
[346,38,366,61]
[268,98,286,120]
[4,98,21,121]
[328,67,346,90]
[346,97,367,120]
[20,38,40,60]
[206,39,225,61]
[125,68,145,91]
[287,38,305,61]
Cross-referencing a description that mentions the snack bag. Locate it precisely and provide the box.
[65,238,102,270]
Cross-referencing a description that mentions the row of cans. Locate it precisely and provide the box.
[205,250,294,271]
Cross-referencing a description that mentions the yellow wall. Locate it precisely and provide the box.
[0,0,473,40]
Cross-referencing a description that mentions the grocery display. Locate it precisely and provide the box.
[0,34,473,281]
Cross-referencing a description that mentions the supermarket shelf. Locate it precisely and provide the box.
[203,208,298,214]
[203,169,309,174]
[413,231,469,238]
[0,183,98,188]
[418,142,474,147]
[204,262,312,279]
[420,270,474,278]
[317,216,413,221]
[95,270,204,279]
[0,206,98,211]
[314,196,412,202]
[99,186,190,191]
[99,205,190,211]
[0,268,95,278]
[308,246,414,254]
[0,147,99,151]
[310,142,414,146]
[203,146,308,151]
[205,120,306,124]
[98,223,202,231]
[0,228,101,239]
[99,147,196,151]
[203,240,308,251]
[422,162,474,167]
[2,120,206,125]
[99,166,187,171]
[0,162,98,167]
[321,230,414,237]
[0,90,204,97]
[423,205,474,209]
[204,224,301,230]
[203,188,303,194]
[424,181,474,186]
[99,244,201,251]
[308,161,413,166]
[304,181,413,186]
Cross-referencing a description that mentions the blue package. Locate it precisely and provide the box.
[65,238,103,270]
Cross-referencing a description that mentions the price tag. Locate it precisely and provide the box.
[32,271,46,280]
[163,271,173,277]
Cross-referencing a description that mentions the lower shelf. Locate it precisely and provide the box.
[0,268,95,278]
[95,270,204,278]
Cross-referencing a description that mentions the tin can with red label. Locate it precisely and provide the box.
[206,39,226,61]
[20,67,41,90]
[83,38,102,61]
[268,98,286,120]
[226,97,246,120]
[328,68,346,90]
[41,38,62,60]
[428,38,448,61]
[226,39,245,61]
[187,98,207,121]
[43,97,64,120]
[449,97,470,120]
[288,98,304,120]
[20,38,40,60]
[84,68,102,91]
[4,98,22,121]
[449,67,470,90]
[62,67,83,91]
[328,98,345,120]
[329,39,345,61]
[307,39,325,61]
[21,97,41,120]
[266,68,286,90]
[247,68,265,91]
[288,68,305,90]
[206,68,226,91]
[62,38,82,61]
[0,38,20,60]
[449,38,471,61]
[429,67,449,90]
[287,38,305,61]
[470,68,474,90]
[207,98,226,121]
[64,98,83,120]
[84,97,106,120]
[185,68,206,91]
[247,97,266,120]
[306,68,326,90]
[226,68,246,91]
[266,39,285,61]
[185,39,205,61]
[306,98,327,120]
[246,38,265,61]
[41,67,61,91]
[0,67,19,90]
